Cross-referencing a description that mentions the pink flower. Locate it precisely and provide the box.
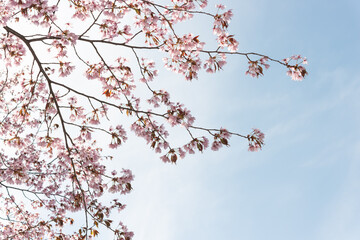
[216,4,226,10]
[247,129,265,151]
[160,155,170,163]
[58,61,74,77]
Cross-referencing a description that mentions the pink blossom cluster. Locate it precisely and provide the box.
[163,33,205,80]
[116,221,135,240]
[211,128,231,151]
[167,102,195,127]
[184,137,209,154]
[147,91,195,128]
[171,0,208,9]
[47,29,78,77]
[247,128,265,152]
[0,4,12,26]
[213,8,239,52]
[147,90,171,108]
[0,198,58,239]
[109,125,128,149]
[246,57,270,77]
[5,0,58,26]
[161,137,209,163]
[109,169,134,194]
[100,18,132,40]
[164,0,208,22]
[0,34,26,65]
[131,117,170,154]
[100,19,121,40]
[0,64,135,238]
[203,53,227,73]
[160,130,230,163]
[85,58,135,99]
[76,126,93,142]
[50,39,68,58]
[139,58,158,82]
[59,61,75,77]
[57,29,79,46]
[134,4,168,46]
[68,96,86,122]
[283,55,308,81]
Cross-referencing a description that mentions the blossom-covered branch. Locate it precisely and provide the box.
[0,0,307,239]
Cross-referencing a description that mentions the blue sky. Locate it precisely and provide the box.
[112,0,360,240]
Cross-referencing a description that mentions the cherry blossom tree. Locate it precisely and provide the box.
[0,0,307,239]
